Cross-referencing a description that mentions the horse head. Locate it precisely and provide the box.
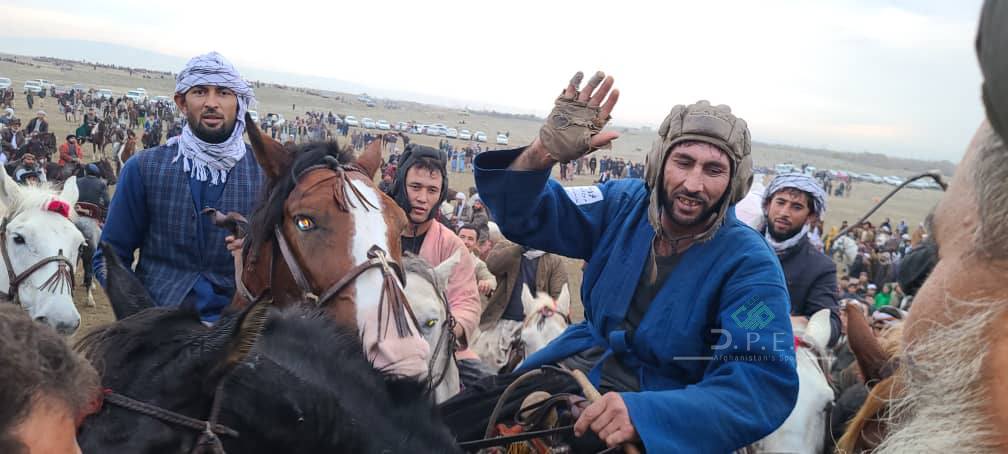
[519,283,571,356]
[77,267,460,453]
[752,309,835,453]
[401,251,462,403]
[0,172,84,334]
[239,113,428,377]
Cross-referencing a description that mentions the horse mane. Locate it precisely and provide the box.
[401,252,443,291]
[244,140,353,264]
[2,181,74,220]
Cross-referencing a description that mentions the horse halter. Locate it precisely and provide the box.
[0,216,75,305]
[241,161,420,340]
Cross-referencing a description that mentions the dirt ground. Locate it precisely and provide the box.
[0,56,943,333]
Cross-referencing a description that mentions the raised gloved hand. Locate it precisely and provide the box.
[537,71,620,163]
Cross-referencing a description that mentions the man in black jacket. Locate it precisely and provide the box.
[761,173,842,346]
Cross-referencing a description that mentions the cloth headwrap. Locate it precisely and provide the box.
[977,0,1008,140]
[168,51,256,185]
[763,172,827,216]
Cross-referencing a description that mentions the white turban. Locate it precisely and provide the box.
[168,52,256,185]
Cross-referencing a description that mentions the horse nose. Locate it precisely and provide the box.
[55,319,80,335]
[34,315,49,325]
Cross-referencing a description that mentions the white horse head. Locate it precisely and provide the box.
[519,283,570,356]
[0,173,85,335]
[402,251,461,404]
[752,308,835,453]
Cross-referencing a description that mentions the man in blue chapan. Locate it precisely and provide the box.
[94,52,265,322]
[446,71,798,452]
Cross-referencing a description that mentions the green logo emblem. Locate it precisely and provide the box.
[731,298,775,330]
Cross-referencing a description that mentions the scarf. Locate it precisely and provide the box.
[764,223,810,254]
[167,52,256,185]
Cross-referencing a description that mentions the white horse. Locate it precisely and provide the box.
[402,251,462,404]
[0,172,85,335]
[750,308,835,453]
[519,283,571,358]
[831,234,858,276]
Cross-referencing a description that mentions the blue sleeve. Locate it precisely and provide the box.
[473,148,613,260]
[621,251,799,452]
[94,156,148,287]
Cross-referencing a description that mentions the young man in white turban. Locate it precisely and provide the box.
[94,52,265,322]
[760,172,842,346]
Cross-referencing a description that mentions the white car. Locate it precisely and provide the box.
[125,89,147,102]
[882,176,905,186]
[496,134,509,145]
[861,173,883,184]
[376,119,391,130]
[23,80,43,94]
[361,117,376,129]
[37,79,53,90]
[248,110,260,124]
[0,77,10,90]
[396,121,409,131]
[153,95,172,104]
[458,129,472,140]
[474,131,487,142]
[98,88,114,99]
[425,125,443,136]
[445,128,458,138]
[344,115,360,127]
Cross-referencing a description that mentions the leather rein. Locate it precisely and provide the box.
[0,216,76,305]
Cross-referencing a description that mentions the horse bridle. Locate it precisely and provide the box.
[0,216,75,305]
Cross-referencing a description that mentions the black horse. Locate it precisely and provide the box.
[76,247,461,453]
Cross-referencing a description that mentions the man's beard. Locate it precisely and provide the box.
[875,299,1007,453]
[187,110,235,144]
[662,188,717,228]
[767,217,804,242]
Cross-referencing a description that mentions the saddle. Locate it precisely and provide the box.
[75,202,107,223]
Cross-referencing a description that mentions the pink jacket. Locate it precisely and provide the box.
[419,221,482,361]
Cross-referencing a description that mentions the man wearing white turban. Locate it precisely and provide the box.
[94,52,265,322]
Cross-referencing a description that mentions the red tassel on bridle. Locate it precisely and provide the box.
[45,199,71,218]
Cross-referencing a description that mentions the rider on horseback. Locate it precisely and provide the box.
[444,73,799,452]
[94,52,264,322]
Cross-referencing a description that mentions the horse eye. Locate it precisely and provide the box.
[293,215,315,231]
[425,319,437,328]
[12,234,25,245]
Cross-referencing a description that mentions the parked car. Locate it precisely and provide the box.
[361,117,376,129]
[71,83,87,92]
[411,124,425,134]
[445,127,458,138]
[24,80,43,94]
[366,99,376,107]
[396,121,409,131]
[458,129,472,140]
[474,131,487,142]
[248,110,260,124]
[126,89,148,102]
[376,119,391,130]
[344,115,360,127]
[861,173,883,184]
[37,79,53,90]
[153,95,173,104]
[496,134,509,145]
[97,88,114,99]
[882,176,905,186]
[0,77,10,90]
[426,125,444,136]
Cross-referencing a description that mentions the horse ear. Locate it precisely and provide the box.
[520,284,536,316]
[844,303,892,384]
[433,250,461,286]
[216,299,270,373]
[100,241,155,320]
[806,308,831,350]
[556,284,570,316]
[0,169,22,207]
[244,112,291,180]
[357,135,383,179]
[60,176,79,206]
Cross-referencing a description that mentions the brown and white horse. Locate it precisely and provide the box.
[234,114,431,379]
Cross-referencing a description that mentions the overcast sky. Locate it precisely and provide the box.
[0,0,987,161]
